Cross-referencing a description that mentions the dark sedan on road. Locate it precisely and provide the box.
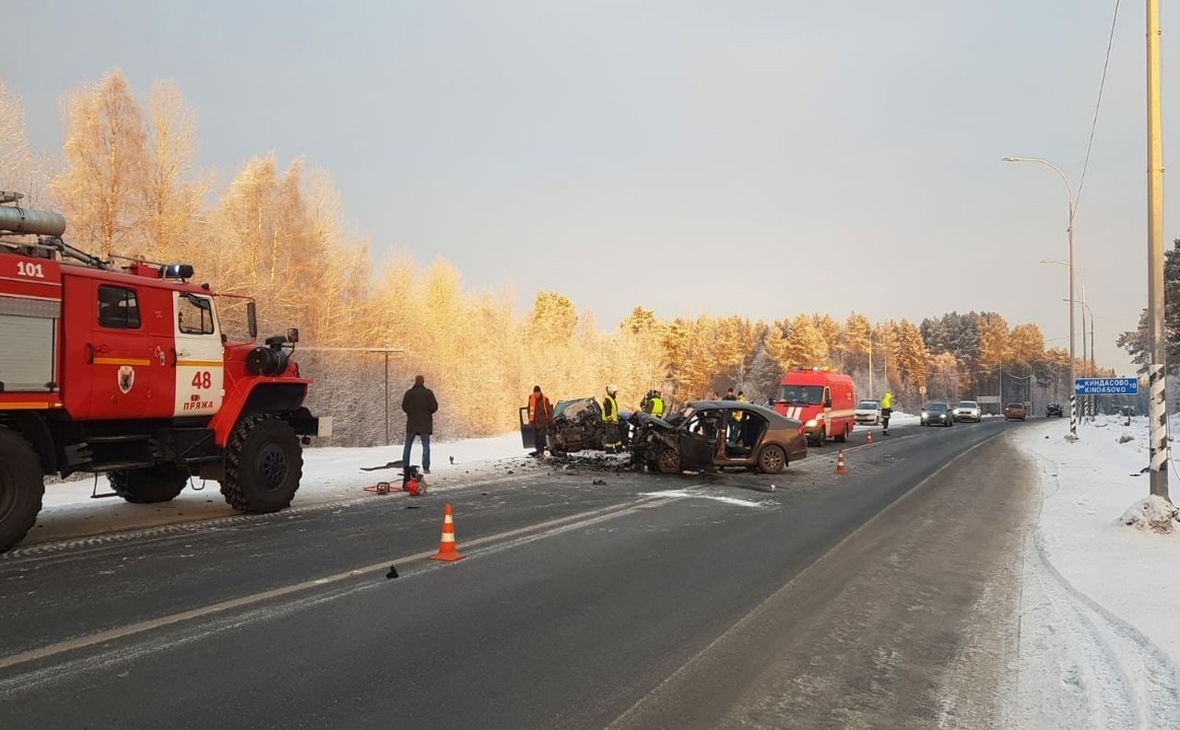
[920,402,955,427]
[630,401,808,474]
[1046,402,1063,418]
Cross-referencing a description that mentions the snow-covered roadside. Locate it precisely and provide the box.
[1007,415,1180,729]
[25,433,532,546]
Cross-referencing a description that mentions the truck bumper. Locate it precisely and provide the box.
[288,408,332,438]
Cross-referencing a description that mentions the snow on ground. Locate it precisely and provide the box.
[1007,413,1180,729]
[28,433,532,545]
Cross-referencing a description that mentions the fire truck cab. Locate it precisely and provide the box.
[773,367,856,446]
[0,193,331,552]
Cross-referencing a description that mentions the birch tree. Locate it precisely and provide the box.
[52,71,149,256]
[142,80,207,262]
[0,79,42,201]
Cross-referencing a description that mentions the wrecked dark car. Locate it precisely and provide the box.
[629,400,808,475]
[519,396,608,454]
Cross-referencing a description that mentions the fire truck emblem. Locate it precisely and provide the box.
[118,365,135,394]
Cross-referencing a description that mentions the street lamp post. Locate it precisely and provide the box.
[1061,296,1096,418]
[1005,156,1077,439]
[868,332,873,400]
[1042,259,1092,417]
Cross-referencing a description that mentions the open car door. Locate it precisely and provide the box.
[519,406,536,450]
[678,410,723,470]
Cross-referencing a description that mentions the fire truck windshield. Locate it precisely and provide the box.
[778,385,825,405]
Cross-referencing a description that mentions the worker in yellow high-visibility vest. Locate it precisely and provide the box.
[602,385,622,453]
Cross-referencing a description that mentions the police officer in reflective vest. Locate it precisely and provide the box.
[603,385,622,453]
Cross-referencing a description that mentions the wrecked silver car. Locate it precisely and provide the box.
[629,401,808,474]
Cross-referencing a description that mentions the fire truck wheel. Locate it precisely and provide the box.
[0,429,45,553]
[834,424,849,443]
[221,415,303,513]
[655,446,682,474]
[757,445,786,474]
[108,466,189,504]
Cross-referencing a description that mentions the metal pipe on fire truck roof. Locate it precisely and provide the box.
[0,206,67,238]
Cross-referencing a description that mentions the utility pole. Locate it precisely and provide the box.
[300,346,405,445]
[868,333,874,400]
[1005,160,1077,438]
[1147,0,1169,499]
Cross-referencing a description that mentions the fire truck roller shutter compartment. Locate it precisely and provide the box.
[0,296,59,392]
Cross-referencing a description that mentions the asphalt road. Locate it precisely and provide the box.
[0,418,1039,729]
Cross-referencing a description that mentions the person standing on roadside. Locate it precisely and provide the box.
[880,391,893,435]
[402,375,438,473]
[528,385,553,457]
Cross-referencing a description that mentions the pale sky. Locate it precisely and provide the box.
[6,0,1174,375]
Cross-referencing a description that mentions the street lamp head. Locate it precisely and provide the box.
[1001,156,1020,162]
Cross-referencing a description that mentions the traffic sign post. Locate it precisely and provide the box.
[1074,377,1139,396]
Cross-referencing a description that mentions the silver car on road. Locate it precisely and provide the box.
[854,399,881,425]
[952,400,982,423]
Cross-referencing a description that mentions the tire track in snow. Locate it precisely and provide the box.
[1021,447,1180,728]
[1030,526,1180,727]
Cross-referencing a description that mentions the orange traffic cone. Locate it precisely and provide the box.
[835,450,847,475]
[866,430,873,444]
[430,503,464,562]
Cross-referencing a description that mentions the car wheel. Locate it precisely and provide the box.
[655,447,681,474]
[813,427,826,447]
[757,445,786,474]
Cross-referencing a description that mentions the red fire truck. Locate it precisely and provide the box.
[773,367,856,446]
[0,193,331,551]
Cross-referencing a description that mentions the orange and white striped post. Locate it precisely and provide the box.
[429,503,464,562]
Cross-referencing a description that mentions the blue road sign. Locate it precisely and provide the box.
[1074,377,1139,396]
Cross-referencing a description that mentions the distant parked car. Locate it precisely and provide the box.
[854,399,882,425]
[1045,402,1064,418]
[920,402,954,427]
[951,400,982,423]
[1003,403,1027,421]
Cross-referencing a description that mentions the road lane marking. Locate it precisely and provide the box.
[0,496,669,672]
[643,489,769,508]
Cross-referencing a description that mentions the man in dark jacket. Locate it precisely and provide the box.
[402,375,439,474]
